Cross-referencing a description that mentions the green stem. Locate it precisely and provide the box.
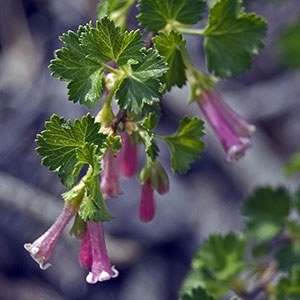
[103,63,120,75]
[176,27,205,36]
[179,45,195,71]
[179,45,216,100]
[153,133,165,140]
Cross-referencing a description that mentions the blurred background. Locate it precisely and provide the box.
[0,0,300,299]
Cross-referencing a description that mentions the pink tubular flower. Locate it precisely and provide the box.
[139,181,156,223]
[197,89,255,162]
[100,150,122,199]
[24,203,76,270]
[84,220,119,284]
[79,229,92,269]
[117,132,138,177]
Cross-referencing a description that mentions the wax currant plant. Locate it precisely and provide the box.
[24,0,267,285]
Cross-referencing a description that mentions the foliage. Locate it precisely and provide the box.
[180,186,300,300]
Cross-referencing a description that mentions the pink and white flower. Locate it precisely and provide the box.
[83,220,119,284]
[100,150,122,199]
[197,89,255,162]
[24,203,76,269]
[139,181,156,223]
[117,132,138,178]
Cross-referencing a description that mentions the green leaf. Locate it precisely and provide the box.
[139,127,159,161]
[183,233,246,297]
[69,214,87,238]
[276,265,300,299]
[275,242,300,272]
[203,0,267,78]
[49,26,104,108]
[153,32,187,90]
[97,0,135,29]
[138,0,206,32]
[115,49,168,114]
[285,151,300,176]
[280,21,300,69]
[107,135,122,156]
[80,17,143,66]
[141,112,159,131]
[36,114,107,188]
[163,117,205,174]
[242,187,291,241]
[79,175,112,222]
[62,180,85,205]
[295,189,300,215]
[181,287,215,300]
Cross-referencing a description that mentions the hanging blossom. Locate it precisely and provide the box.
[139,180,156,222]
[100,149,123,199]
[117,131,138,177]
[197,89,255,162]
[80,220,119,283]
[24,203,76,270]
[139,160,169,222]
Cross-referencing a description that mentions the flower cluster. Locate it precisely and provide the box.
[24,203,118,284]
[25,127,170,283]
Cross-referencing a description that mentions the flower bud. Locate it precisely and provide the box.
[100,150,122,199]
[139,181,155,223]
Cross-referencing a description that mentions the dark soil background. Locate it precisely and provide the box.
[0,0,300,299]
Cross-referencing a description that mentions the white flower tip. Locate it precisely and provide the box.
[248,124,256,133]
[24,243,51,270]
[24,243,39,254]
[111,265,119,278]
[86,272,96,284]
[39,262,52,270]
[226,142,252,163]
[86,266,119,284]
[99,271,111,281]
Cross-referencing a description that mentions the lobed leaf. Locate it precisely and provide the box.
[204,0,267,78]
[49,26,104,108]
[138,0,206,32]
[36,114,107,188]
[242,187,291,241]
[153,31,187,90]
[163,117,205,174]
[115,49,168,114]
